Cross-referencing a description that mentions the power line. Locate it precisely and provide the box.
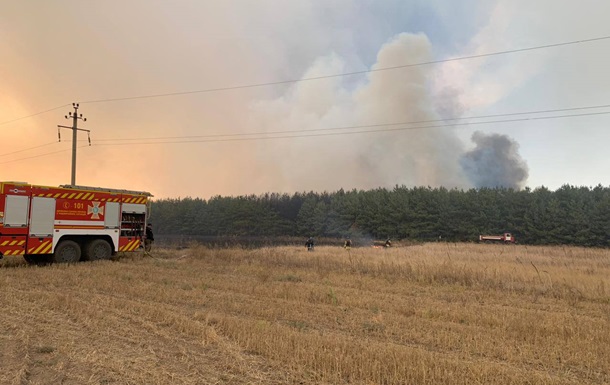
[2,35,609,128]
[0,146,74,165]
[11,102,610,158]
[0,104,70,127]
[92,110,610,146]
[4,107,608,164]
[80,35,610,104]
[0,142,58,158]
[94,103,610,142]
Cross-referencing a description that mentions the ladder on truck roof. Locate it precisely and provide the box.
[59,184,153,197]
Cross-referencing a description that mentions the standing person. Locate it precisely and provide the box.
[344,237,352,250]
[305,237,315,251]
[145,223,154,252]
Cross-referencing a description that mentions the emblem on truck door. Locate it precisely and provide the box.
[87,202,105,219]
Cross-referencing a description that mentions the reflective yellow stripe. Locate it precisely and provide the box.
[128,240,140,251]
[123,240,135,251]
[32,241,50,254]
[75,193,83,199]
[41,243,53,254]
[68,193,76,199]
[3,240,24,246]
[61,193,69,198]
[126,240,136,250]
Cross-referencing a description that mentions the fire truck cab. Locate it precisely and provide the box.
[0,182,152,264]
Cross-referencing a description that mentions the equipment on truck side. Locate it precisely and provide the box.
[0,182,152,264]
[478,233,515,244]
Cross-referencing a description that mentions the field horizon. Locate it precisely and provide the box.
[1,243,609,384]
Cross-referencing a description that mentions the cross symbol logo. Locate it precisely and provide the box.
[87,202,105,219]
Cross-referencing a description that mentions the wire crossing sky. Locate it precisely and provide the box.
[2,0,610,197]
[3,104,610,164]
[2,35,609,128]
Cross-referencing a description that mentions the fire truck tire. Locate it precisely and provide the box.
[84,239,112,261]
[53,240,81,263]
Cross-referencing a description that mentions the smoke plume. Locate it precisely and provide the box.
[251,33,472,192]
[460,131,529,189]
[251,32,529,192]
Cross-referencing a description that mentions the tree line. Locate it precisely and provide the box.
[150,185,610,247]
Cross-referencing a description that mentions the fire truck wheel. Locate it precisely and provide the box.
[53,240,81,263]
[85,239,112,261]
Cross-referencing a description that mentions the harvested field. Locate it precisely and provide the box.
[1,243,609,384]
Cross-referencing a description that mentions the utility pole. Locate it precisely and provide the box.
[58,103,90,186]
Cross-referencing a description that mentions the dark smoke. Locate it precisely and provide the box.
[460,131,529,189]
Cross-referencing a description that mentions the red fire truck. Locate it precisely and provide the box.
[478,233,515,244]
[0,182,152,264]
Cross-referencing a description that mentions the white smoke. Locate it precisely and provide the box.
[251,33,475,192]
[250,32,528,192]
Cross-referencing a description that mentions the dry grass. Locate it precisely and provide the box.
[1,243,609,384]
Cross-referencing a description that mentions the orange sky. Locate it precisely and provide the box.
[3,1,610,199]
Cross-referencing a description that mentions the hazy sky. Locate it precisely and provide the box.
[2,0,610,198]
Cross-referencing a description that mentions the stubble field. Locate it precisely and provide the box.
[1,243,609,385]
